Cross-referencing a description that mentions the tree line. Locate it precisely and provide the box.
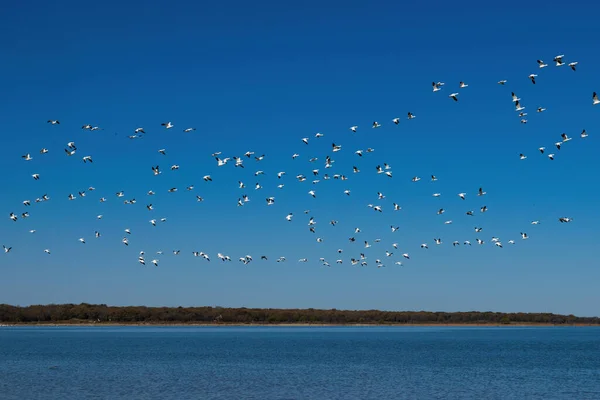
[0,303,598,325]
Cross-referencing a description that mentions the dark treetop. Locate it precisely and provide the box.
[1,304,598,325]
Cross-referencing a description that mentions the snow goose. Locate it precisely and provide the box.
[528,74,537,84]
[561,133,572,142]
[553,54,565,66]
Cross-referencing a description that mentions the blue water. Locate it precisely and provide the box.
[1,326,599,399]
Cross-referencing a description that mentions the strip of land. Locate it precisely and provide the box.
[1,322,598,327]
[1,303,598,326]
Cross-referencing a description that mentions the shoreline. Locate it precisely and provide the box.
[3,304,597,326]
[2,322,598,327]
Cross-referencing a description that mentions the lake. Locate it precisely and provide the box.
[0,326,599,399]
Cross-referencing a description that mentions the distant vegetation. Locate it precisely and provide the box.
[0,304,598,325]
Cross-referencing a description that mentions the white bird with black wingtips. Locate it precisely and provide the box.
[553,55,565,66]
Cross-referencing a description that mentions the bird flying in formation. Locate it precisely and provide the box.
[3,53,588,271]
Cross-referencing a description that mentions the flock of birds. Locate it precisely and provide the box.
[3,54,595,268]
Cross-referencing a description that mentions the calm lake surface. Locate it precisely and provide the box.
[1,326,599,399]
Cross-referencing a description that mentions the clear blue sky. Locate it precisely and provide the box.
[1,0,598,316]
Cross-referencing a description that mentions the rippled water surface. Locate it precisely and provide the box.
[1,326,599,399]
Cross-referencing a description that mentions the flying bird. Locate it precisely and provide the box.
[529,74,537,84]
[553,55,565,66]
[561,133,572,142]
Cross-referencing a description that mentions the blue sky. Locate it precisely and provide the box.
[1,0,598,316]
